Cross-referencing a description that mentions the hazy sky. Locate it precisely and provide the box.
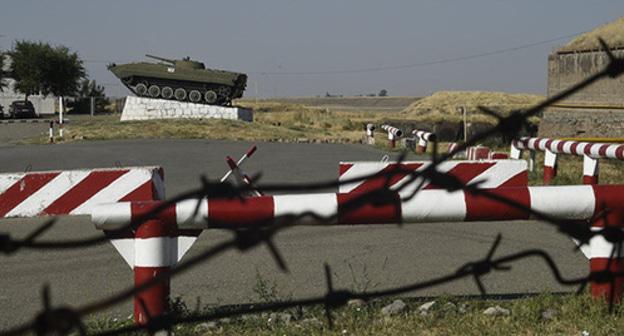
[1,1,622,97]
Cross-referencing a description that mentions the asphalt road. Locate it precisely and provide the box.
[0,139,587,328]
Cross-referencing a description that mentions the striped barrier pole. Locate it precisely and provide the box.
[220,145,257,183]
[93,184,624,302]
[381,124,402,149]
[411,130,436,154]
[512,137,624,185]
[48,121,54,144]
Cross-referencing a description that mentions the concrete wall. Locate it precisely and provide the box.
[547,49,624,105]
[121,96,253,122]
[540,49,624,138]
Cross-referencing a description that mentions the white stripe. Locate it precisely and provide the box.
[273,193,338,224]
[110,238,135,268]
[583,156,599,176]
[177,236,198,263]
[605,145,618,159]
[589,228,624,259]
[70,169,151,215]
[549,140,562,153]
[544,150,557,168]
[465,160,527,188]
[562,141,573,154]
[135,237,175,267]
[575,143,588,156]
[0,173,25,194]
[5,171,90,217]
[528,185,595,220]
[92,202,132,230]
[175,198,208,227]
[588,143,601,158]
[402,189,466,222]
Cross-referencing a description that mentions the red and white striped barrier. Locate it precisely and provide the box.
[411,130,436,153]
[381,124,403,148]
[92,184,624,303]
[92,185,612,229]
[338,160,528,195]
[511,137,624,185]
[0,166,165,218]
[467,146,490,160]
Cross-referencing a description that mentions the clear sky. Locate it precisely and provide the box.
[1,0,622,98]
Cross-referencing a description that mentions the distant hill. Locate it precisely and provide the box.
[400,91,544,122]
[238,96,420,112]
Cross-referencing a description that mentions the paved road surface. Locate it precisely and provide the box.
[0,139,586,327]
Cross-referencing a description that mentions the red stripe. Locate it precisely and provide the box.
[591,185,624,228]
[570,143,579,155]
[590,258,624,303]
[339,163,353,177]
[135,218,177,239]
[337,192,401,224]
[584,144,593,156]
[0,173,60,217]
[425,162,495,189]
[42,170,129,215]
[497,171,528,188]
[134,266,170,324]
[464,187,530,221]
[208,196,274,228]
[120,180,159,202]
[348,163,423,194]
[598,144,610,157]
[556,141,565,152]
[615,146,624,159]
[545,139,554,151]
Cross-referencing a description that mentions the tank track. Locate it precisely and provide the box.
[121,77,235,106]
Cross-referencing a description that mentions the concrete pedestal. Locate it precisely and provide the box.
[121,96,253,122]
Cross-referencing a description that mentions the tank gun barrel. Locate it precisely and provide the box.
[145,54,175,64]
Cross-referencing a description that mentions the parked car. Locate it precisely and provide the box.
[9,100,37,119]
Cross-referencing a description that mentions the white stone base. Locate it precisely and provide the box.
[120,96,253,122]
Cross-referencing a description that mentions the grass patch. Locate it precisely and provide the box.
[85,293,624,335]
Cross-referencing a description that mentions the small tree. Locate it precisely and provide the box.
[9,40,85,100]
[378,89,388,97]
[68,79,110,114]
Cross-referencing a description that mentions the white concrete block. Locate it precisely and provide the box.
[120,96,253,122]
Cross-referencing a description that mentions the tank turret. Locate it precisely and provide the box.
[108,54,247,106]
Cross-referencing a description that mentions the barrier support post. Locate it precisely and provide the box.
[529,150,536,172]
[590,207,624,303]
[48,121,54,144]
[510,145,522,160]
[134,219,173,325]
[416,138,427,153]
[543,150,557,184]
[583,155,599,185]
[388,133,395,149]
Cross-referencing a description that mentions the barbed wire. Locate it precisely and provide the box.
[1,37,624,336]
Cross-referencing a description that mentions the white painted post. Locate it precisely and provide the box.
[58,96,64,138]
[90,97,95,117]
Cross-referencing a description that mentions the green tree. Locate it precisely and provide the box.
[378,89,388,97]
[8,40,85,100]
[68,79,110,114]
